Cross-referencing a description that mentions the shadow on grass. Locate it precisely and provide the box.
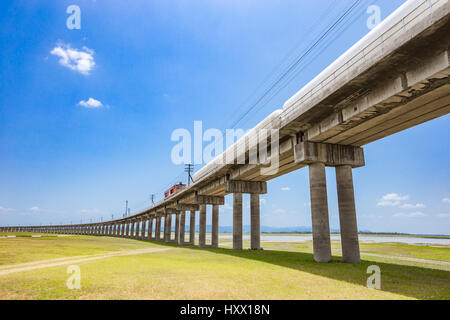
[141,239,450,300]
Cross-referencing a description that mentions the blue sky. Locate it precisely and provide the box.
[0,0,449,235]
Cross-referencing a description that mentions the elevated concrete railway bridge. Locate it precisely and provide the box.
[2,0,450,263]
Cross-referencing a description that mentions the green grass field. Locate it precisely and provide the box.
[0,232,449,300]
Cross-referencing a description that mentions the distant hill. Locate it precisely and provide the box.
[166,225,450,237]
[181,225,341,233]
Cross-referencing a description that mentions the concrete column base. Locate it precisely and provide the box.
[309,162,332,263]
[336,165,361,263]
[199,205,207,248]
[175,213,180,244]
[212,205,219,248]
[250,193,261,250]
[189,210,196,245]
[233,193,243,250]
[179,211,186,245]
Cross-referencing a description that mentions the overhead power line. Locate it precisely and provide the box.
[228,0,363,130]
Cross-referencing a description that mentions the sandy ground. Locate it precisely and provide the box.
[0,247,171,276]
[361,252,450,266]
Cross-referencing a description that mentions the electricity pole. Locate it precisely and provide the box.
[125,200,128,217]
[185,164,194,186]
[151,194,155,206]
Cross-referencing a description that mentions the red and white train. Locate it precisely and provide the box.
[164,182,187,199]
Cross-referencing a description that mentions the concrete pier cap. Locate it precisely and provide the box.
[227,178,267,251]
[295,141,364,263]
[294,141,365,168]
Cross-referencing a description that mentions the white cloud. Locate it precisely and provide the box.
[281,187,290,191]
[393,212,426,218]
[274,208,286,215]
[437,213,450,218]
[78,98,103,108]
[29,206,41,212]
[377,193,409,207]
[0,206,14,212]
[50,44,95,75]
[260,198,267,206]
[399,203,426,209]
[304,202,311,207]
[442,198,450,204]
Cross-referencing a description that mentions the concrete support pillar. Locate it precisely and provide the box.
[199,204,207,248]
[136,221,140,238]
[165,214,172,242]
[189,210,196,245]
[141,219,146,240]
[336,165,360,263]
[179,211,186,244]
[309,162,332,263]
[155,216,161,241]
[175,213,180,244]
[233,193,243,250]
[147,218,153,240]
[151,217,155,240]
[163,216,168,241]
[124,223,129,237]
[250,193,261,250]
[212,205,219,248]
[135,221,140,239]
[130,222,135,238]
